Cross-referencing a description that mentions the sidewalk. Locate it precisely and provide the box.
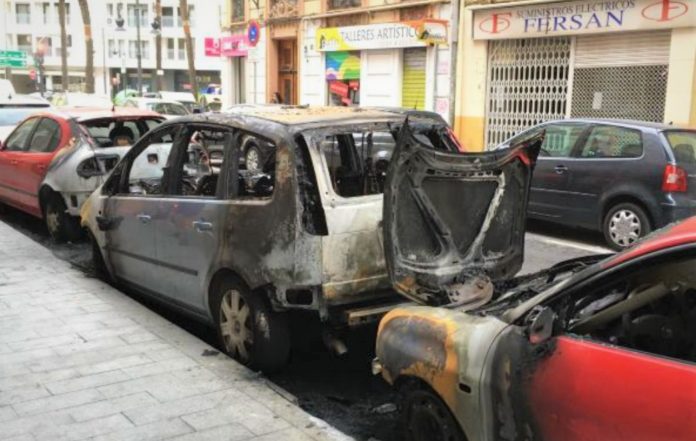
[0,220,353,441]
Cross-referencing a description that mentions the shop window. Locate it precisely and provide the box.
[319,131,396,197]
[326,51,360,106]
[328,0,361,10]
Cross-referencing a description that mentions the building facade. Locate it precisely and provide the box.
[1,0,224,96]
[453,0,696,151]
[219,0,456,122]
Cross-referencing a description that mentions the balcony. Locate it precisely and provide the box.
[268,0,298,20]
[327,0,361,10]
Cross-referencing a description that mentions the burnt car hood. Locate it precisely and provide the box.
[383,123,543,308]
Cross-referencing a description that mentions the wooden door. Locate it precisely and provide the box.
[278,39,297,105]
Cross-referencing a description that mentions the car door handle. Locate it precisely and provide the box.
[554,165,568,174]
[192,220,213,232]
[136,214,151,223]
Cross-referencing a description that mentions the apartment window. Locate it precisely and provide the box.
[119,40,125,58]
[162,7,174,27]
[16,3,31,24]
[231,0,244,22]
[54,2,70,25]
[140,41,149,59]
[127,4,148,27]
[42,2,51,24]
[17,34,32,53]
[178,38,186,60]
[166,38,175,59]
[128,40,138,58]
[188,6,195,26]
[328,0,361,10]
[108,39,116,57]
[176,7,182,26]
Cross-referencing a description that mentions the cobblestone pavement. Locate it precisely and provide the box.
[0,220,353,441]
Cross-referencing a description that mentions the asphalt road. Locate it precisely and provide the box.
[0,207,611,441]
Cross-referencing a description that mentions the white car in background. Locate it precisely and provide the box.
[0,94,52,141]
[51,92,113,108]
[143,91,199,113]
[121,97,190,119]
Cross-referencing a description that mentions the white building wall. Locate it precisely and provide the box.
[245,27,266,105]
[299,19,325,106]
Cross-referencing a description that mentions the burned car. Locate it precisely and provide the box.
[373,127,696,440]
[81,106,461,372]
[0,107,163,241]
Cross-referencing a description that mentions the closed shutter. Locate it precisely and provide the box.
[571,31,670,122]
[401,48,426,110]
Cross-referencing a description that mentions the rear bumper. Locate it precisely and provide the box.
[659,195,696,226]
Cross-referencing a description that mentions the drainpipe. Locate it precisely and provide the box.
[448,0,460,126]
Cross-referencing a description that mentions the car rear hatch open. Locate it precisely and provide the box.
[383,122,543,308]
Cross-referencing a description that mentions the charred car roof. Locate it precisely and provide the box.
[159,106,447,136]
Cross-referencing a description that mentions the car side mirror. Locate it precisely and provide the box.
[526,306,556,345]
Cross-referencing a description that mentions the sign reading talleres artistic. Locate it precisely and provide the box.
[473,0,695,40]
[316,19,448,52]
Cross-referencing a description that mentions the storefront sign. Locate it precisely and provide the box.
[316,19,448,52]
[221,35,249,57]
[473,0,696,40]
[204,37,221,56]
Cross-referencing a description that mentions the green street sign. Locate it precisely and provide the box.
[0,50,27,59]
[0,50,28,68]
[0,59,26,68]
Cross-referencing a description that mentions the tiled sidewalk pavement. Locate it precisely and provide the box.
[0,220,353,441]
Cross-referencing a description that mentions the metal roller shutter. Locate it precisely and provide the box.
[401,48,426,111]
[571,31,671,122]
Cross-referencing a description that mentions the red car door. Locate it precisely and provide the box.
[0,117,41,212]
[528,335,696,441]
[18,117,65,215]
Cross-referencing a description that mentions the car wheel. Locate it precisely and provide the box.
[245,144,262,171]
[212,278,290,373]
[401,388,466,441]
[44,194,82,243]
[603,202,652,251]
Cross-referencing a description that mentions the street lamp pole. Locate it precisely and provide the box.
[135,0,143,96]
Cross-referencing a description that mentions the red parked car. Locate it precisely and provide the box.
[0,107,162,241]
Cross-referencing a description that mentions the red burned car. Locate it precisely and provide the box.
[372,125,696,440]
[0,107,162,241]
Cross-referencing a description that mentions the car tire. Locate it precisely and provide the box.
[401,387,466,441]
[44,194,82,243]
[212,277,290,373]
[603,202,652,251]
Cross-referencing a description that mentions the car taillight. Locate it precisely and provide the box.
[662,164,688,193]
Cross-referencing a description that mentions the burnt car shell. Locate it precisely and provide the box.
[383,123,543,307]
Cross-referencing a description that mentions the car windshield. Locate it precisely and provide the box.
[0,107,49,125]
[665,130,696,169]
[80,117,163,147]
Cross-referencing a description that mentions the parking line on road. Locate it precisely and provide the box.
[527,233,612,255]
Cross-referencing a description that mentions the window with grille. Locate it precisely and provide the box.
[231,0,244,22]
[485,37,571,150]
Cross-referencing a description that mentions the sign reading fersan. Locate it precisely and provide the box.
[473,0,696,40]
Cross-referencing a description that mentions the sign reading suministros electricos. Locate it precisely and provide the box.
[316,19,448,52]
[473,0,695,40]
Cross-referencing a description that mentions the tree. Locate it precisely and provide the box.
[58,0,69,91]
[179,0,198,99]
[77,0,94,93]
[154,0,163,91]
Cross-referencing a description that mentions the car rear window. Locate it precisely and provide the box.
[665,131,696,167]
[80,117,163,147]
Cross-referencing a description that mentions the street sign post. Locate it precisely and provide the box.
[0,50,27,68]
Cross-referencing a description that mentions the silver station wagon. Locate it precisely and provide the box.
[81,106,460,372]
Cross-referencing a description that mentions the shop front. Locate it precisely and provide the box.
[454,0,696,151]
[312,19,449,115]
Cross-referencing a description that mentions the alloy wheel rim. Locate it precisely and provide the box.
[609,209,641,247]
[219,289,253,361]
[246,148,260,171]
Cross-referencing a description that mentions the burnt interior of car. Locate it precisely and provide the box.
[563,256,696,363]
[316,123,458,198]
